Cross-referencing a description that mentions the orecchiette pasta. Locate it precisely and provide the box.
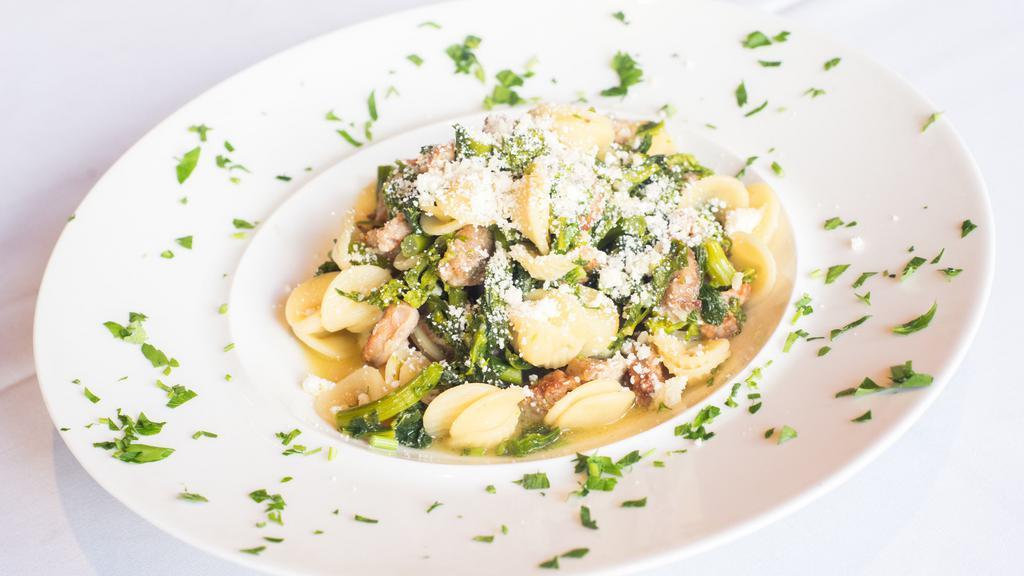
[684,175,750,211]
[420,214,465,236]
[746,182,779,244]
[532,104,615,157]
[543,379,624,426]
[552,388,635,430]
[320,265,391,333]
[650,333,731,382]
[573,286,619,358]
[383,346,430,390]
[447,387,526,448]
[647,128,677,156]
[285,272,338,334]
[422,383,501,438]
[329,209,357,270]
[313,365,385,416]
[510,289,586,368]
[513,164,552,254]
[509,244,579,281]
[728,232,777,302]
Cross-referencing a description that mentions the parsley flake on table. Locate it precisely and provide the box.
[783,329,809,353]
[893,302,937,335]
[562,548,589,558]
[824,264,850,284]
[540,557,560,570]
[337,129,363,147]
[823,217,845,230]
[514,472,550,490]
[276,428,302,445]
[580,505,598,529]
[745,100,768,117]
[735,155,758,178]
[485,484,496,494]
[250,489,287,525]
[771,161,784,176]
[192,430,217,440]
[367,90,378,122]
[446,35,485,82]
[178,490,208,503]
[961,219,977,237]
[472,534,495,543]
[791,293,813,324]
[160,250,174,259]
[601,51,643,97]
[175,146,201,184]
[855,291,871,305]
[852,410,873,423]
[922,112,943,133]
[930,248,945,264]
[817,346,832,356]
[418,21,441,29]
[156,380,197,408]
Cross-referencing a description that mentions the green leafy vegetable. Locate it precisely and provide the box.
[893,302,937,335]
[393,405,432,449]
[335,363,442,428]
[446,35,484,82]
[498,426,560,456]
[601,51,643,97]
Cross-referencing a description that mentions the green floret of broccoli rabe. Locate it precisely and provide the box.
[699,283,728,325]
[393,405,432,448]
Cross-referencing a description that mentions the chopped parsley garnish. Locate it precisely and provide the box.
[179,490,208,502]
[852,410,872,423]
[735,82,748,107]
[276,428,302,445]
[485,484,496,494]
[275,175,292,182]
[758,60,782,67]
[930,248,945,264]
[192,430,217,440]
[823,217,844,230]
[741,31,772,49]
[601,51,643,97]
[446,35,485,82]
[612,10,629,24]
[160,250,174,259]
[249,489,287,525]
[514,472,550,490]
[175,146,201,184]
[406,54,423,66]
[337,129,363,147]
[961,219,977,237]
[824,264,850,284]
[855,291,871,305]
[744,100,768,117]
[263,536,284,543]
[824,57,841,71]
[774,31,791,42]
[893,302,937,335]
[240,546,265,555]
[900,256,927,280]
[175,235,193,249]
[941,267,963,279]
[484,69,530,109]
[92,409,174,464]
[572,450,645,495]
[418,21,441,29]
[922,112,942,133]
[562,548,589,558]
[783,329,809,353]
[829,315,870,340]
[805,87,826,98]
[777,425,798,444]
[156,380,197,408]
[836,361,934,397]
[817,346,832,356]
[426,501,443,513]
[473,535,494,543]
[232,218,256,230]
[674,405,720,440]
[770,161,784,176]
[188,124,212,142]
[580,505,598,529]
[218,303,228,315]
[83,387,101,404]
[852,271,876,289]
[764,427,775,439]
[735,155,758,178]
[540,557,560,570]
[367,90,378,122]
[621,497,647,508]
[791,293,813,324]
[353,514,378,524]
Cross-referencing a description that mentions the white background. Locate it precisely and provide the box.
[2,0,1022,574]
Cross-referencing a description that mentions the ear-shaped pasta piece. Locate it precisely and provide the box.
[285,272,338,334]
[746,182,780,244]
[513,164,552,254]
[329,209,357,270]
[383,346,430,391]
[552,389,635,430]
[297,330,359,361]
[420,214,464,236]
[510,289,586,368]
[320,265,391,333]
[572,286,619,358]
[532,104,615,157]
[728,232,777,302]
[543,378,624,426]
[509,244,579,281]
[313,365,384,417]
[647,128,677,155]
[422,383,500,438]
[650,333,731,381]
[684,175,750,211]
[448,387,526,448]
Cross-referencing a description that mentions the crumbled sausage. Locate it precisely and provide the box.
[625,352,666,406]
[660,249,701,320]
[362,303,420,367]
[438,225,494,286]
[565,356,627,384]
[363,214,412,259]
[529,370,581,413]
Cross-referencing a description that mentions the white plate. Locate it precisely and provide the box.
[34,0,993,574]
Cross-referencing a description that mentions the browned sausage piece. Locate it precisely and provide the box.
[362,303,420,367]
[625,352,666,406]
[438,225,494,287]
[363,214,413,259]
[660,249,701,321]
[698,282,751,339]
[528,370,581,413]
[565,356,627,384]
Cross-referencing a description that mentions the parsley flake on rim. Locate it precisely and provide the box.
[580,505,598,529]
[900,256,927,280]
[741,31,772,49]
[446,35,485,82]
[852,271,876,289]
[621,497,647,508]
[735,81,748,107]
[824,264,850,284]
[836,361,934,397]
[745,101,768,117]
[852,410,873,423]
[922,112,943,133]
[601,51,643,97]
[175,146,201,184]
[514,472,550,490]
[83,387,101,404]
[178,490,208,503]
[353,514,378,524]
[426,501,443,513]
[240,546,266,555]
[472,535,494,543]
[893,302,937,335]
[824,57,841,71]
[829,315,870,340]
[187,124,212,142]
[961,219,977,237]
[941,267,963,279]
[175,235,193,249]
[406,54,423,66]
[777,425,798,444]
[805,87,826,98]
[611,10,629,24]
[758,60,782,67]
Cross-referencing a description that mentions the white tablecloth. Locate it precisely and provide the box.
[3,0,1021,574]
